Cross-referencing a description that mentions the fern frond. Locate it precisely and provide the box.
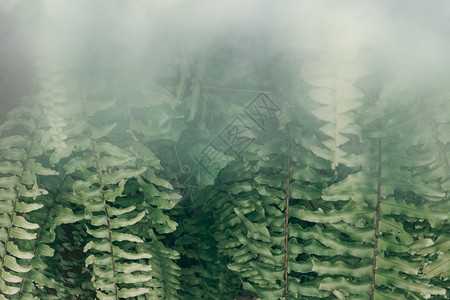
[300,59,366,169]
[47,86,152,299]
[0,103,60,298]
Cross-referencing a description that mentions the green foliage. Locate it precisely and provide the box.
[0,43,449,300]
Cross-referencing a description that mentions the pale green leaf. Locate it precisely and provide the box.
[118,287,150,297]
[416,233,450,254]
[91,122,117,139]
[290,206,373,224]
[142,168,173,190]
[115,262,152,273]
[422,254,450,278]
[375,271,446,295]
[84,240,110,253]
[26,160,58,176]
[113,246,151,260]
[9,227,36,240]
[312,259,371,277]
[53,205,84,225]
[6,242,34,259]
[234,208,271,242]
[35,244,54,257]
[16,201,44,213]
[249,260,284,281]
[0,161,23,175]
[0,176,19,189]
[111,232,143,243]
[95,142,129,158]
[376,255,420,275]
[107,205,135,217]
[0,270,22,283]
[116,273,152,284]
[4,255,31,273]
[12,215,39,230]
[109,211,145,229]
[0,278,20,295]
[0,135,29,150]
[0,188,15,200]
[318,277,370,294]
[102,167,146,185]
[18,184,48,199]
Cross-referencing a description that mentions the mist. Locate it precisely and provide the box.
[1,2,449,298]
[1,0,450,116]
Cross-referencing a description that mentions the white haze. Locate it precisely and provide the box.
[1,0,450,109]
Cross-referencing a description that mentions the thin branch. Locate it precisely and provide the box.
[370,138,382,300]
[284,139,291,300]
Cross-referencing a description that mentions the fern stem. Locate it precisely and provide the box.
[370,138,382,300]
[284,139,291,300]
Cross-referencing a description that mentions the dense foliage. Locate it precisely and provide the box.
[0,4,449,299]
